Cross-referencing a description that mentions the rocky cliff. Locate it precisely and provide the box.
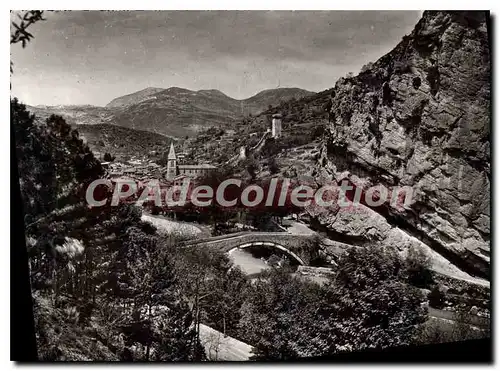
[311,11,490,278]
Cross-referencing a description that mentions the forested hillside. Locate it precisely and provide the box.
[13,99,202,360]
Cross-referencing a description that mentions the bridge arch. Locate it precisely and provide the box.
[228,241,306,266]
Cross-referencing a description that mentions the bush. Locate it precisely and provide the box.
[268,157,279,174]
[242,246,427,360]
[428,286,445,309]
[360,62,375,74]
[415,310,490,346]
[205,126,225,137]
[405,246,434,289]
[310,125,325,140]
[243,157,259,180]
[150,205,161,215]
[103,152,115,162]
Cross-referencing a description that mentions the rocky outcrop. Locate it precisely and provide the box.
[314,11,490,278]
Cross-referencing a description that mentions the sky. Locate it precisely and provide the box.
[10,10,422,107]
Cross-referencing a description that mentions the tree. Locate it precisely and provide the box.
[428,286,445,309]
[239,269,317,360]
[240,246,427,360]
[202,266,249,338]
[119,236,203,361]
[13,99,204,360]
[103,152,115,162]
[13,102,104,227]
[11,10,45,73]
[268,157,279,174]
[169,245,249,341]
[321,246,428,352]
[405,246,434,289]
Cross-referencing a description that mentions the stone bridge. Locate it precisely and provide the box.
[178,232,320,265]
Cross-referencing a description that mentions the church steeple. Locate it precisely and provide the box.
[168,142,176,160]
[166,142,178,181]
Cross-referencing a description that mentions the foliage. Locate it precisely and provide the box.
[13,99,104,226]
[103,152,115,162]
[117,238,201,361]
[241,246,427,360]
[168,245,250,340]
[239,269,320,360]
[13,99,203,360]
[405,246,434,288]
[360,62,375,74]
[242,156,259,181]
[10,10,46,73]
[415,311,490,346]
[323,246,427,350]
[11,10,45,46]
[428,286,445,309]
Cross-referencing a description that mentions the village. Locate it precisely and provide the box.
[99,144,215,188]
[98,113,284,191]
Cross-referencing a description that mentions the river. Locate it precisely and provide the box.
[228,248,271,276]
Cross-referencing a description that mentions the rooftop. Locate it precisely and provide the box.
[173,174,190,180]
[178,164,217,169]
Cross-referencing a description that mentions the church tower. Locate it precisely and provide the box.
[272,113,282,139]
[166,142,177,181]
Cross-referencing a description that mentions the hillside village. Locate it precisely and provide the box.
[100,112,289,186]
[11,10,491,363]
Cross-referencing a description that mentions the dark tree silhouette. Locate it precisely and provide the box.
[10,10,46,73]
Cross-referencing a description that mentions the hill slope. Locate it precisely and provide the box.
[106,87,166,108]
[105,87,314,137]
[27,104,112,126]
[27,105,175,160]
[27,87,314,139]
[76,123,176,160]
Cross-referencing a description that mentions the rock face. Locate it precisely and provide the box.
[314,11,490,278]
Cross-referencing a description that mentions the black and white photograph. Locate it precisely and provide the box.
[10,9,491,362]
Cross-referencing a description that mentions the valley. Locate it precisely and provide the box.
[12,9,491,362]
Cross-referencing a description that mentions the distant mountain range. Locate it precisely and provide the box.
[28,87,314,138]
